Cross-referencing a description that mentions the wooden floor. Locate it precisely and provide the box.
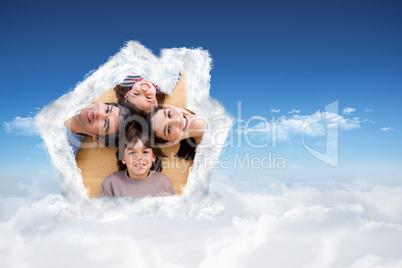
[75,75,192,198]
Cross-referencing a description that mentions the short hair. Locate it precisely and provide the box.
[97,103,132,147]
[116,120,165,172]
[146,107,197,161]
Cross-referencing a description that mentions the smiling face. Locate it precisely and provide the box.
[123,139,156,180]
[76,103,120,137]
[151,107,194,143]
[125,80,158,113]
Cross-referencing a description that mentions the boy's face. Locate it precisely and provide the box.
[76,103,120,137]
[126,80,158,113]
[123,139,156,180]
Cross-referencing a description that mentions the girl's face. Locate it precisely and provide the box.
[123,139,156,180]
[126,80,158,113]
[151,107,194,142]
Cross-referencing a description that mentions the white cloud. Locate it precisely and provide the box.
[1,179,402,267]
[364,108,374,113]
[349,255,402,268]
[270,108,280,113]
[3,116,40,136]
[237,112,360,140]
[363,119,376,124]
[381,127,397,132]
[288,109,300,114]
[0,174,60,202]
[342,107,356,115]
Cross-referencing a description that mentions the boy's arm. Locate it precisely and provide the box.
[98,178,113,197]
[166,176,177,196]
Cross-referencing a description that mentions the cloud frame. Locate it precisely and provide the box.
[35,41,232,221]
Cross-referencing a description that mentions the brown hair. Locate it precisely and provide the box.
[116,121,165,172]
[146,107,197,161]
[114,84,166,116]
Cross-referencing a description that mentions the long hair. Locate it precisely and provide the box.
[114,84,166,115]
[146,107,197,161]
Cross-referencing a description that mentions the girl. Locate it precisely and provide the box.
[114,73,182,114]
[99,125,176,198]
[146,105,206,161]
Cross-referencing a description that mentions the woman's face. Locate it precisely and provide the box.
[126,80,158,113]
[151,107,193,142]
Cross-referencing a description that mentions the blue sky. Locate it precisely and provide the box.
[1,1,402,267]
[1,0,401,188]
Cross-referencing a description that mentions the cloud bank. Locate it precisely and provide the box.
[1,175,402,267]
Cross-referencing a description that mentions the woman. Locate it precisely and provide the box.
[147,105,206,161]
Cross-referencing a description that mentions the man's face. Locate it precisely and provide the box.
[77,103,120,137]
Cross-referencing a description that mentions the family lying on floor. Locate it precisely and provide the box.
[64,73,205,199]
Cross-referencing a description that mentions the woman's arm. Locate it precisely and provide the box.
[163,73,186,108]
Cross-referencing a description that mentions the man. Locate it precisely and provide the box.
[64,102,131,156]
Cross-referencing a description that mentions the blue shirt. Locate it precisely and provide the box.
[65,127,87,156]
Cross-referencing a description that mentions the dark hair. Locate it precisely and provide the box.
[116,121,165,172]
[114,84,166,116]
[146,107,197,161]
[97,103,133,147]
